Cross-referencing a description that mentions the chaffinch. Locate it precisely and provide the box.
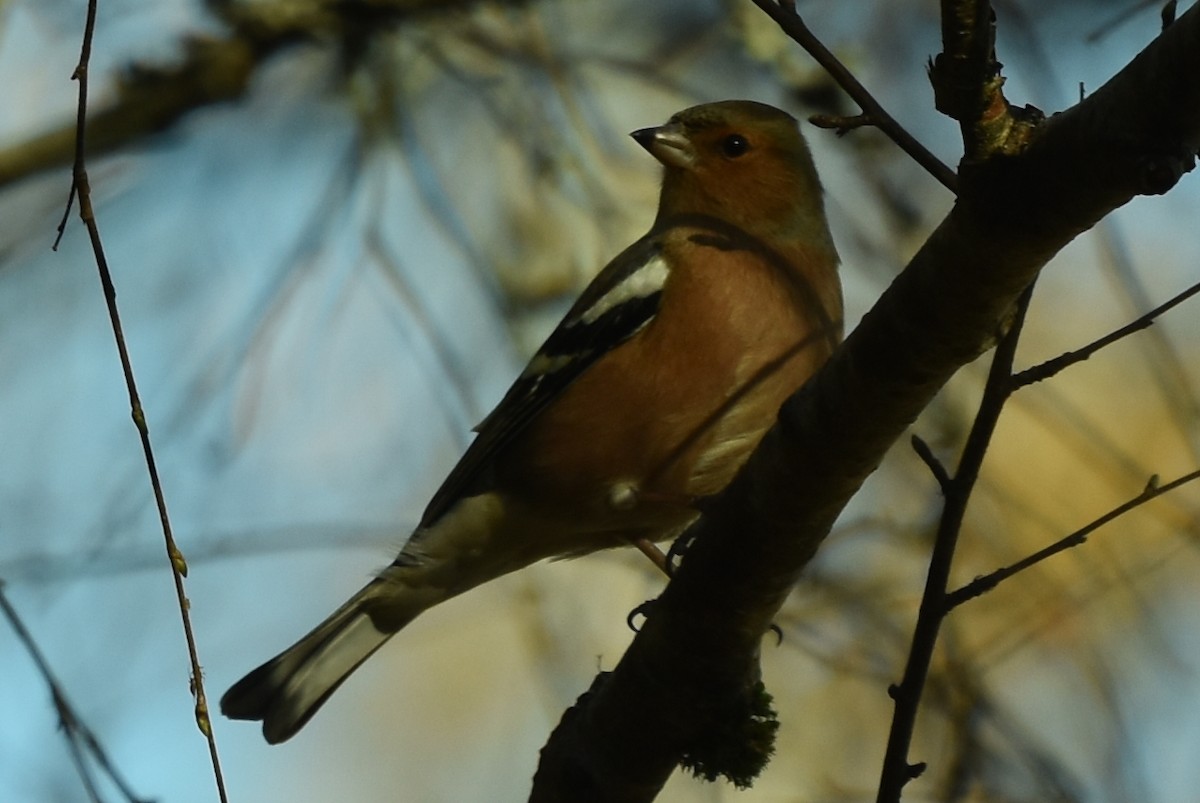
[222,99,843,743]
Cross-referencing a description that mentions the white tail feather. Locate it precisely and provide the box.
[221,580,425,743]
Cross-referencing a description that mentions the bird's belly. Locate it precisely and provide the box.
[496,349,812,549]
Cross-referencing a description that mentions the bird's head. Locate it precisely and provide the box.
[632,100,834,252]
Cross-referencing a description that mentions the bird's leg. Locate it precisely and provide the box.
[630,537,671,575]
[624,536,781,642]
[629,531,695,578]
[611,479,697,576]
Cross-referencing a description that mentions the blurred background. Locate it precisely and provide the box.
[1,1,1199,800]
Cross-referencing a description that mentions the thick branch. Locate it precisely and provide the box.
[531,6,1200,800]
[932,0,1043,159]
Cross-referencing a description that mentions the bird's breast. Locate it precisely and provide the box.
[494,231,840,549]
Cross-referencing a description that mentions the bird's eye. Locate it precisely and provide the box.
[720,134,750,158]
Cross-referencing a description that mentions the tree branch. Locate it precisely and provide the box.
[946,468,1200,610]
[747,0,959,192]
[932,0,1043,159]
[876,282,1035,803]
[61,2,229,798]
[1014,277,1200,387]
[530,5,1200,800]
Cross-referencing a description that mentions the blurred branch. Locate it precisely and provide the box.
[0,583,150,803]
[0,0,534,188]
[746,0,959,193]
[1086,0,1172,43]
[531,5,1200,801]
[947,468,1200,609]
[1014,277,1200,387]
[1092,222,1200,457]
[58,3,228,800]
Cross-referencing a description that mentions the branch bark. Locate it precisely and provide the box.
[530,5,1200,800]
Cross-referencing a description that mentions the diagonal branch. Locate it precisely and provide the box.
[530,5,1200,800]
[1014,278,1200,387]
[60,2,229,799]
[946,468,1200,610]
[747,0,959,192]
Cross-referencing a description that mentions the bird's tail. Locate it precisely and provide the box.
[221,578,426,744]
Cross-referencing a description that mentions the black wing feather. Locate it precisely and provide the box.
[419,233,667,527]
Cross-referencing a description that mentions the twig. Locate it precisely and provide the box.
[1014,278,1200,387]
[910,434,951,493]
[876,282,1036,803]
[61,3,228,800]
[809,113,872,137]
[946,469,1200,609]
[0,582,151,803]
[747,0,959,193]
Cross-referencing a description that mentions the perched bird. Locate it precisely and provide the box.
[222,99,843,743]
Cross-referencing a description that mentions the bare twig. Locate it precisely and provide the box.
[61,3,228,800]
[946,469,1200,609]
[910,434,951,493]
[1014,278,1200,387]
[747,0,959,193]
[808,113,872,136]
[876,282,1036,803]
[0,583,150,803]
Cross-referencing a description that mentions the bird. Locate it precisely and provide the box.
[221,99,844,744]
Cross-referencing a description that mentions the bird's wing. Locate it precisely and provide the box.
[419,232,669,527]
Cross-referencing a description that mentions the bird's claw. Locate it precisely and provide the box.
[626,599,657,632]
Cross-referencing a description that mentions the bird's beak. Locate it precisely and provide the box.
[630,122,694,169]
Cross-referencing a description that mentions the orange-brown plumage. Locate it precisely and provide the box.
[222,100,843,744]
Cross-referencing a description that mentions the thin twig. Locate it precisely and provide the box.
[62,2,228,800]
[809,113,872,136]
[876,282,1036,803]
[946,468,1200,609]
[1013,278,1200,387]
[910,434,951,493]
[0,582,151,803]
[747,0,959,193]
